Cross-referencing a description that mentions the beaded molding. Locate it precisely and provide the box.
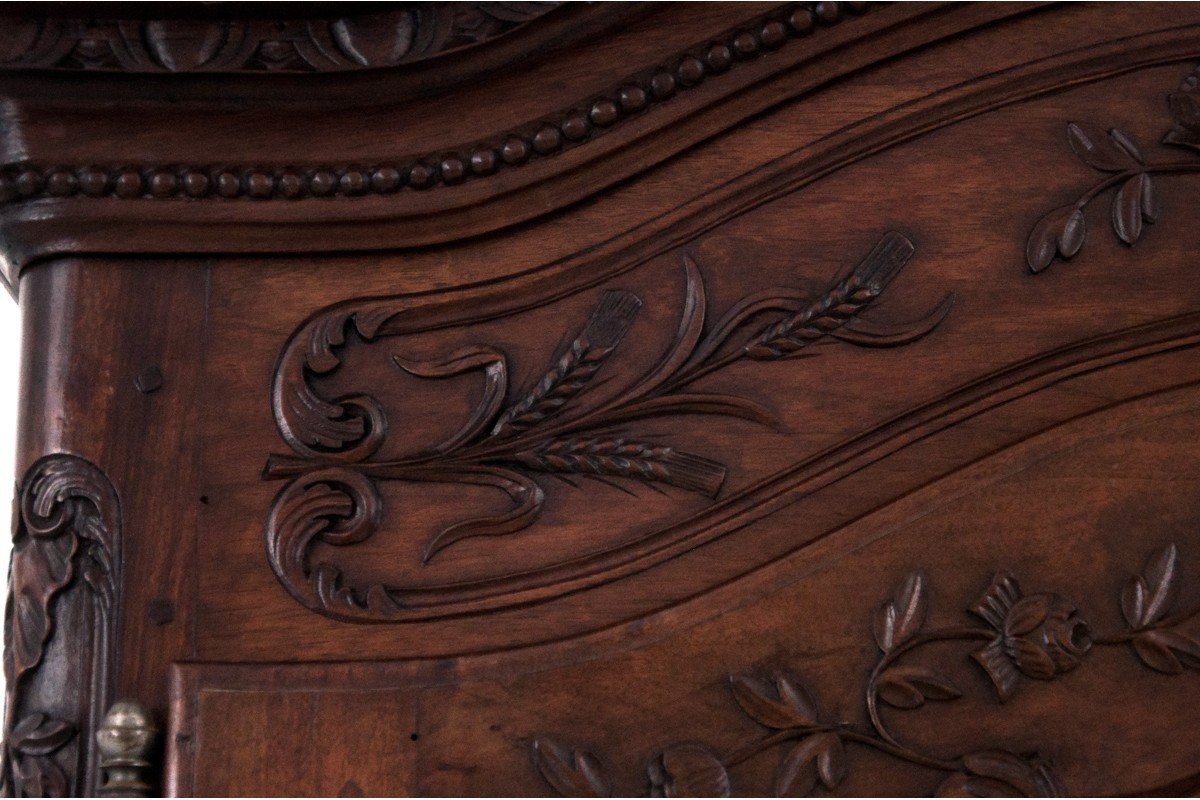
[0,2,868,204]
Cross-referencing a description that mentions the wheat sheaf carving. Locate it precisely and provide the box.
[264,232,952,620]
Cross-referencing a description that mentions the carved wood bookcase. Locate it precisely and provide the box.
[0,2,1198,796]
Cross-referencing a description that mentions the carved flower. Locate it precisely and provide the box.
[970,572,1092,700]
[1165,65,1200,151]
[648,743,730,798]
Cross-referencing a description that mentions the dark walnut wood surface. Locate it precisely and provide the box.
[1,2,1199,796]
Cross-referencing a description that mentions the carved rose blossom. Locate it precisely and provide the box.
[970,572,1092,700]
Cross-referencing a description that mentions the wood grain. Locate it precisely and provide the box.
[1,2,1200,797]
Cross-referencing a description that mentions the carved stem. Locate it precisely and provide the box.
[865,626,994,750]
[1092,601,1200,645]
[721,723,958,773]
[1074,162,1200,207]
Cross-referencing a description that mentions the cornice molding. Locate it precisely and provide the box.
[0,2,868,205]
[0,2,560,74]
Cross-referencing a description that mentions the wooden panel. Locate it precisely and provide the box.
[168,675,418,797]
[1,2,1200,797]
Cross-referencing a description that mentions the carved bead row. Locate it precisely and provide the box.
[0,2,869,204]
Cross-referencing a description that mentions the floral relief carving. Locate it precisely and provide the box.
[264,232,953,621]
[1026,64,1200,272]
[533,543,1200,797]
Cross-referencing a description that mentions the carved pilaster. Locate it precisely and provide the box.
[1,455,121,798]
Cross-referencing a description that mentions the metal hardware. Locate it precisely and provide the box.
[96,700,157,797]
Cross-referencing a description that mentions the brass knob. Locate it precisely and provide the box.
[96,700,157,797]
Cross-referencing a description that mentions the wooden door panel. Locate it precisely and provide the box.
[2,2,1199,796]
[170,387,1200,795]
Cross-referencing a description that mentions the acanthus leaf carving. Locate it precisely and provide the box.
[263,231,954,622]
[534,543,1200,797]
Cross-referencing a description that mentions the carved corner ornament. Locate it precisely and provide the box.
[532,543,1200,797]
[1026,63,1200,273]
[2,455,122,798]
[263,232,954,622]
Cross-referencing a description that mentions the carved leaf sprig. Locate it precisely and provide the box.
[875,665,961,710]
[1025,65,1200,273]
[1120,543,1200,674]
[868,571,965,720]
[729,672,819,730]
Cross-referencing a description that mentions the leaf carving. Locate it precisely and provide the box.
[876,665,961,709]
[1111,173,1156,245]
[873,571,926,652]
[392,345,508,454]
[1026,206,1085,273]
[774,733,844,797]
[1108,128,1146,164]
[532,739,611,797]
[729,673,818,730]
[1066,122,1140,172]
[1141,543,1180,627]
[9,714,75,758]
[652,744,730,798]
[1121,574,1147,630]
[1131,629,1200,674]
[421,467,544,563]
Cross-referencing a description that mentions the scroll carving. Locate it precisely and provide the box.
[1026,63,1200,272]
[1,455,122,798]
[264,232,953,621]
[533,543,1200,797]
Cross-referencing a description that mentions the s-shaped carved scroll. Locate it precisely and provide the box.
[264,232,954,622]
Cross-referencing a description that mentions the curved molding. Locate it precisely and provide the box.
[0,3,560,74]
[1,454,121,798]
[0,2,872,206]
[1,12,1195,284]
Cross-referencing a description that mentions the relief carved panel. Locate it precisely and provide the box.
[264,232,952,621]
[533,544,1200,797]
